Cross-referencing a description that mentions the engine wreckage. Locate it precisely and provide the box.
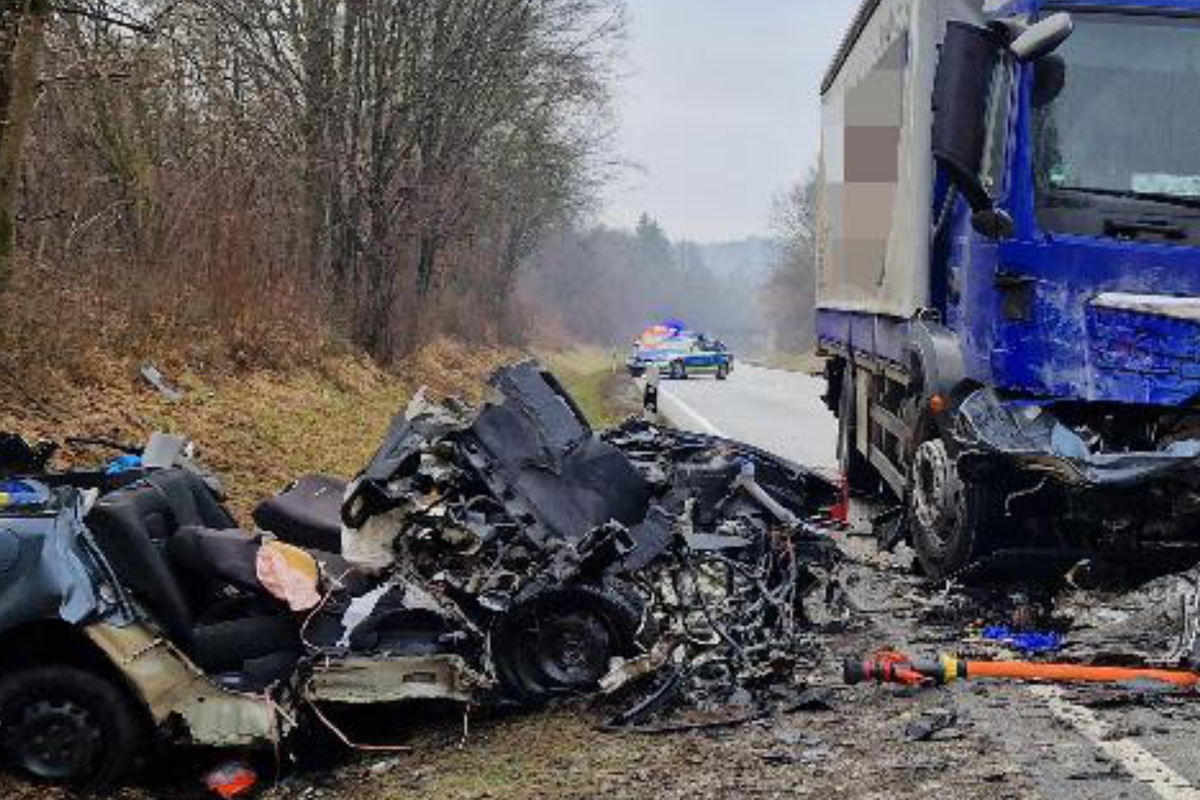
[0,361,839,788]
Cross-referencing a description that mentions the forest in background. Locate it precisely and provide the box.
[0,0,819,389]
[0,0,625,378]
[522,172,819,356]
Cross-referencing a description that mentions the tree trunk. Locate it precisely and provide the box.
[0,0,46,294]
[416,231,439,299]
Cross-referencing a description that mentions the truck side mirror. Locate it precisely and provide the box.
[932,22,1006,215]
[1009,12,1073,62]
[1032,55,1066,108]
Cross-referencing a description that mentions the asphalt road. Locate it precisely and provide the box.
[655,362,838,473]
[656,362,1200,800]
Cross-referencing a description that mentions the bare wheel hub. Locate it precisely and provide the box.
[10,699,102,781]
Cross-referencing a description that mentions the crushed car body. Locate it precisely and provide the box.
[0,361,839,788]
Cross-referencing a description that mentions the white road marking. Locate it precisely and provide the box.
[1029,685,1200,799]
[658,384,724,437]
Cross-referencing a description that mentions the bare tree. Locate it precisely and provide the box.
[7,0,627,362]
[0,0,47,292]
[763,169,818,352]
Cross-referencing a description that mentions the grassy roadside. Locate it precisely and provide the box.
[534,345,641,429]
[0,338,515,519]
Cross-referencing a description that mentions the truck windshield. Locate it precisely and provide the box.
[1034,12,1200,216]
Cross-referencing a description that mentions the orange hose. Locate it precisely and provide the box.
[965,660,1200,688]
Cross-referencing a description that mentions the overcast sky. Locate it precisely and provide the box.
[601,0,861,243]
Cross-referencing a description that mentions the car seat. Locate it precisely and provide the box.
[252,474,346,552]
[85,470,301,685]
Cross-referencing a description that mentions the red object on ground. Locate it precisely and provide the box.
[829,475,850,524]
[204,761,258,799]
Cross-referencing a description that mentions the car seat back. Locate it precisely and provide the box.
[87,483,196,647]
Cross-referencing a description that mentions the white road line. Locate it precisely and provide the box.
[658,385,724,437]
[1029,685,1200,799]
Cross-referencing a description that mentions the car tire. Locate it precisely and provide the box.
[909,437,1004,581]
[0,664,143,790]
[491,580,645,704]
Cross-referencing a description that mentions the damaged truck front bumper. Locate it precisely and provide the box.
[952,388,1200,536]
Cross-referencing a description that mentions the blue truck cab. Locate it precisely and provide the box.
[818,0,1200,578]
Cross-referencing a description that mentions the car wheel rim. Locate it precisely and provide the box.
[9,699,102,781]
[525,612,613,690]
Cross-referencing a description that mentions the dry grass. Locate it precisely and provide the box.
[0,335,514,519]
[535,344,640,429]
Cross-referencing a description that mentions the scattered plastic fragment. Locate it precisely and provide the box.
[204,760,258,799]
[105,454,143,475]
[982,625,1064,654]
[141,363,184,402]
[905,708,959,742]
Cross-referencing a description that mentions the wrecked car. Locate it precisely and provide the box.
[0,361,837,788]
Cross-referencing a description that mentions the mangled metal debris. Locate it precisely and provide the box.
[318,361,842,713]
[954,388,1200,489]
[0,360,841,788]
[596,420,841,723]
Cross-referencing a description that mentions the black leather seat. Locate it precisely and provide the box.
[85,469,301,681]
[252,474,345,552]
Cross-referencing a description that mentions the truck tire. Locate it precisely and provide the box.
[836,367,876,492]
[0,664,143,790]
[909,438,1003,580]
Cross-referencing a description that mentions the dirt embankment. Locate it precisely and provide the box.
[0,337,515,518]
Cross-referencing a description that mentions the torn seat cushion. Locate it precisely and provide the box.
[169,527,322,611]
[252,474,346,552]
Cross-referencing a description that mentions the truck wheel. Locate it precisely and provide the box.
[910,438,1002,580]
[716,363,729,381]
[0,664,142,790]
[836,367,876,492]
